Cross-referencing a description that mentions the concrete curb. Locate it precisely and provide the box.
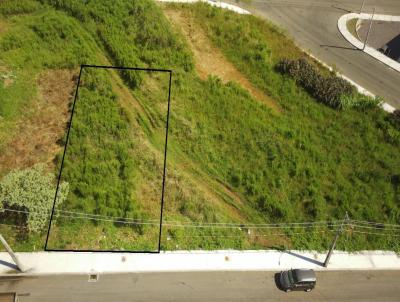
[338,13,399,112]
[157,0,251,14]
[338,13,400,73]
[1,250,400,276]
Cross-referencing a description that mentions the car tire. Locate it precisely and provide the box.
[305,289,312,292]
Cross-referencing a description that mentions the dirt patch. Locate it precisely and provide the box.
[0,69,77,176]
[2,73,15,87]
[0,63,14,87]
[0,20,8,36]
[250,232,292,249]
[163,8,280,112]
[3,78,13,87]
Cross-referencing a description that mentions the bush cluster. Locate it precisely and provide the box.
[0,165,69,232]
[339,94,382,111]
[276,58,356,109]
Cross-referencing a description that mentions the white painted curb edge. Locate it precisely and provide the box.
[305,52,396,113]
[337,13,400,112]
[1,250,400,276]
[338,13,400,73]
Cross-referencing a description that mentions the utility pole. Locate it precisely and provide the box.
[323,212,349,268]
[363,8,375,51]
[360,0,365,14]
[0,234,25,272]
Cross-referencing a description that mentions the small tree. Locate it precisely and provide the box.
[0,165,69,232]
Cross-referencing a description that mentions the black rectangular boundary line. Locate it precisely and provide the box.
[158,71,172,252]
[44,64,172,253]
[81,64,172,73]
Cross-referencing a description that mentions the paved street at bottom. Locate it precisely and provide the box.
[0,270,399,302]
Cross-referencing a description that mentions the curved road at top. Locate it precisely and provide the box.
[231,0,400,108]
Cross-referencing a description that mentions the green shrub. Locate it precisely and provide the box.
[0,165,69,232]
[276,58,355,109]
[339,94,382,111]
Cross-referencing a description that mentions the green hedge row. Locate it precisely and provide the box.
[276,58,381,110]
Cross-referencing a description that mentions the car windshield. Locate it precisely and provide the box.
[287,270,297,284]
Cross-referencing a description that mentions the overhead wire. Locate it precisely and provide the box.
[348,219,400,229]
[348,224,400,231]
[169,230,334,239]
[1,207,399,236]
[0,222,29,229]
[0,207,344,228]
[350,230,400,237]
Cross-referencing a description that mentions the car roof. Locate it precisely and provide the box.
[292,269,316,282]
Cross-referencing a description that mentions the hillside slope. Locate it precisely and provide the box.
[0,0,399,252]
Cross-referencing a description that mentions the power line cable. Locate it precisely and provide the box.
[1,207,400,233]
[350,230,400,237]
[171,230,334,239]
[0,207,345,228]
[349,219,400,228]
[349,224,400,231]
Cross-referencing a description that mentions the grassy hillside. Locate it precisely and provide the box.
[0,0,399,252]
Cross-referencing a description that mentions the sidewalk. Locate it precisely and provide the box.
[1,250,400,276]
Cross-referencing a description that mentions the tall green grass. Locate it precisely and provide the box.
[0,7,97,156]
[166,3,400,250]
[0,0,399,251]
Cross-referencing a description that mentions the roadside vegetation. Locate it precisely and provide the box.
[0,0,399,252]
[276,58,381,110]
[347,18,360,40]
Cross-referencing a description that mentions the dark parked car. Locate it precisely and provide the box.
[279,269,316,292]
[378,34,400,63]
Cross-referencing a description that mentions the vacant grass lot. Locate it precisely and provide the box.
[0,0,399,252]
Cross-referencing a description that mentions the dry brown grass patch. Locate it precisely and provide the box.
[163,8,280,112]
[0,20,8,36]
[0,63,14,87]
[0,69,77,176]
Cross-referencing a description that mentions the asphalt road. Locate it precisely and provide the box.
[0,270,400,301]
[232,0,400,108]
